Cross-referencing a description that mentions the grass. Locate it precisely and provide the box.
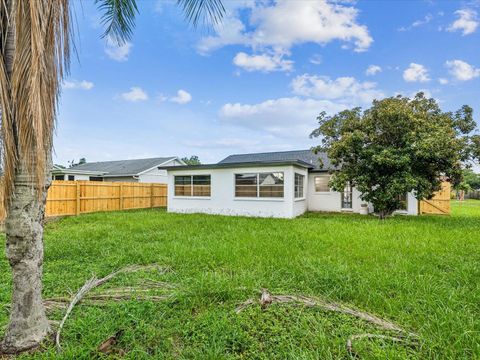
[1,200,480,359]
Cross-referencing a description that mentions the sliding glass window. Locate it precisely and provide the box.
[174,175,211,197]
[235,172,284,198]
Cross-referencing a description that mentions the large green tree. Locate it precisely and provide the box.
[311,93,479,219]
[0,0,223,353]
[461,168,480,190]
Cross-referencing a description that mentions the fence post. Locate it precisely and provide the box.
[119,183,124,210]
[151,183,154,208]
[76,182,80,215]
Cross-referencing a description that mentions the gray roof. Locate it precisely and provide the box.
[218,149,332,171]
[163,159,314,172]
[70,157,178,176]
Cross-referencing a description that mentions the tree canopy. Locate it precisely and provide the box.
[311,93,479,219]
[181,155,201,165]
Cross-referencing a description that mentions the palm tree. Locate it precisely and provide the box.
[0,0,224,353]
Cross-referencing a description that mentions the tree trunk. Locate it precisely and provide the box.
[1,161,51,353]
[1,2,50,351]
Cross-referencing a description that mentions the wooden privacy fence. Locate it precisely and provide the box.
[0,180,167,221]
[46,181,167,217]
[419,181,451,215]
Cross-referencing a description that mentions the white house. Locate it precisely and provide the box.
[51,157,185,183]
[164,150,418,218]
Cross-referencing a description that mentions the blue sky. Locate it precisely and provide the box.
[55,0,480,165]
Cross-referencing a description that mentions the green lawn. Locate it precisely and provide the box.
[1,201,480,359]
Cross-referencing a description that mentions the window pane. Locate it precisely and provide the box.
[235,174,258,197]
[314,175,330,192]
[175,176,191,185]
[295,173,304,198]
[174,176,192,196]
[235,173,257,185]
[259,172,284,198]
[193,175,211,196]
[193,175,210,185]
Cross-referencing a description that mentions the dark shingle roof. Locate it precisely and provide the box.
[218,149,332,171]
[71,157,177,176]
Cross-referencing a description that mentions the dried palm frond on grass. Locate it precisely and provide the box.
[53,264,173,352]
[236,288,419,357]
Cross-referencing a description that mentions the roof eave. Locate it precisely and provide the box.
[51,169,106,175]
[161,160,314,171]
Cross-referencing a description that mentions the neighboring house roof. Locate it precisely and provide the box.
[67,157,181,177]
[218,149,333,171]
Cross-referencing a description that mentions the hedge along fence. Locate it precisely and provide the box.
[0,180,167,221]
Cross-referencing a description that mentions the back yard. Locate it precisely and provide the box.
[1,201,479,359]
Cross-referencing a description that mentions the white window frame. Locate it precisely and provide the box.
[234,172,285,199]
[174,175,211,198]
[294,173,305,199]
[314,175,331,193]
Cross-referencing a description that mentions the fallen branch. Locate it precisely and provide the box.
[236,288,419,356]
[55,264,168,353]
[237,289,416,336]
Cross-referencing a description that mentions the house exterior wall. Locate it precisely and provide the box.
[74,174,90,181]
[307,173,417,215]
[167,165,308,218]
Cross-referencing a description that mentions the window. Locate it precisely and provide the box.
[235,172,284,198]
[89,176,103,182]
[294,173,305,198]
[193,175,211,196]
[53,175,64,180]
[68,175,75,181]
[342,183,353,209]
[174,175,211,197]
[314,175,330,192]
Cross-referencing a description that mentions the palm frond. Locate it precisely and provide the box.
[177,0,225,28]
[95,0,138,44]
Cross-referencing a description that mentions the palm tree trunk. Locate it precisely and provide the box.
[1,161,51,353]
[1,1,50,352]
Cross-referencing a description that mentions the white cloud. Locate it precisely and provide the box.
[291,74,384,104]
[403,63,430,82]
[197,16,248,54]
[445,59,480,81]
[365,65,382,76]
[398,14,433,31]
[121,87,148,102]
[170,89,192,104]
[233,51,293,72]
[105,37,132,61]
[438,78,449,85]
[198,0,372,54]
[219,97,347,138]
[447,9,478,35]
[63,80,94,90]
[309,54,322,65]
